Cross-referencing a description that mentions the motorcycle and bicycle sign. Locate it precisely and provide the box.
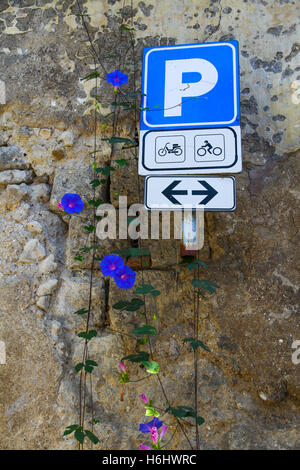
[140,127,238,173]
[138,41,242,211]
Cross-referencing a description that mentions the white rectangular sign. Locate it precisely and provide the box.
[145,176,236,211]
[138,41,242,176]
[139,127,241,175]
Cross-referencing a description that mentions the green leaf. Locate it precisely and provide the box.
[145,406,160,417]
[84,430,99,445]
[134,285,154,294]
[111,101,133,109]
[76,360,98,374]
[85,360,98,367]
[88,199,104,208]
[80,245,100,252]
[77,330,97,341]
[74,255,84,262]
[90,179,101,188]
[82,225,95,233]
[167,405,193,418]
[141,360,160,374]
[119,24,135,31]
[196,416,205,425]
[134,285,161,297]
[102,137,135,145]
[166,406,205,425]
[96,166,114,176]
[79,247,91,253]
[191,279,201,288]
[122,351,150,363]
[74,362,84,373]
[127,299,145,311]
[191,279,220,294]
[123,92,146,99]
[74,308,89,316]
[113,298,144,312]
[63,424,79,436]
[179,256,196,265]
[81,71,100,82]
[74,429,85,444]
[151,290,160,296]
[113,248,150,258]
[132,324,157,336]
[137,337,148,345]
[120,371,130,384]
[112,300,129,310]
[183,337,210,352]
[187,260,208,270]
[115,158,126,166]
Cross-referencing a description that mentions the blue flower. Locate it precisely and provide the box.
[100,254,125,278]
[106,70,128,89]
[61,193,84,214]
[114,265,136,289]
[139,417,163,434]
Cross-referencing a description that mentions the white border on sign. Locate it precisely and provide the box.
[142,43,238,128]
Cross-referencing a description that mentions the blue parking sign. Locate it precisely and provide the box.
[140,41,240,130]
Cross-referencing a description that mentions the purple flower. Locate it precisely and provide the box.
[160,425,168,440]
[57,201,64,211]
[139,444,151,450]
[114,265,136,289]
[140,394,149,404]
[151,427,158,445]
[100,254,124,278]
[106,70,128,90]
[119,361,126,373]
[61,193,84,214]
[139,417,163,434]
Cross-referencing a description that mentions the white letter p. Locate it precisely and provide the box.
[164,58,218,117]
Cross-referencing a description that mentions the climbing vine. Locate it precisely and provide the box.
[61,0,220,451]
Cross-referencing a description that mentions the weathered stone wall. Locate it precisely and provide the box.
[0,0,299,450]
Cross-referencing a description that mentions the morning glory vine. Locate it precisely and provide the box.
[60,0,222,451]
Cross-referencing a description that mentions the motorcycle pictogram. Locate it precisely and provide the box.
[197,140,222,157]
[158,142,183,157]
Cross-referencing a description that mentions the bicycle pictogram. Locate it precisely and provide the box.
[158,142,183,157]
[197,140,222,157]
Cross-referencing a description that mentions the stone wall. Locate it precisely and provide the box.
[0,0,299,450]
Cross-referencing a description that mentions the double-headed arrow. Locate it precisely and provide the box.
[191,180,218,205]
[162,180,218,205]
[161,180,188,204]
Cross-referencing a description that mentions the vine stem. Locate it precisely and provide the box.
[78,52,98,448]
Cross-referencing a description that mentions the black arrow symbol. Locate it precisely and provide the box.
[162,180,188,205]
[191,180,218,205]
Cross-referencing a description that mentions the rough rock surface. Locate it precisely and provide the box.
[0,0,299,451]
